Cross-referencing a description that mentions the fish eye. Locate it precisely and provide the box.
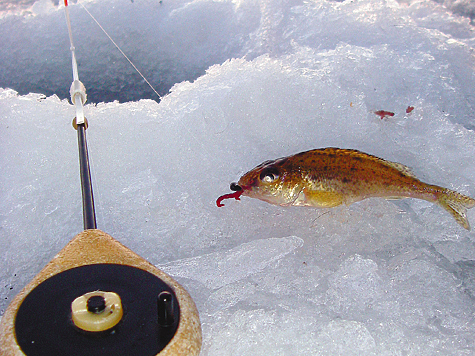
[259,167,279,183]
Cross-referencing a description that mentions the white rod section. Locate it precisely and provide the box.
[64,0,87,125]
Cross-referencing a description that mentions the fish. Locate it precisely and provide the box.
[216,147,475,230]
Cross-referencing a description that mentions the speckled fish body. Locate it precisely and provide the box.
[236,148,475,229]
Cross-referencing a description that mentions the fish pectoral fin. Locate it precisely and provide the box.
[293,188,344,208]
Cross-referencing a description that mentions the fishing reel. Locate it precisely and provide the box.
[0,76,202,356]
[0,230,202,356]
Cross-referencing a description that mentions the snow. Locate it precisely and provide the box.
[2,0,475,355]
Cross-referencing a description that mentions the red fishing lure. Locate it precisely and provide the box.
[216,190,243,207]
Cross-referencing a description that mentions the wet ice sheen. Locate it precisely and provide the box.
[1,0,475,355]
[158,236,304,290]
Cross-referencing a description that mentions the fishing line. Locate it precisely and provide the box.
[77,1,162,101]
[71,0,219,182]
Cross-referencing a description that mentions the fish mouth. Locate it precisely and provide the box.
[230,182,242,191]
[231,182,254,195]
[216,182,247,207]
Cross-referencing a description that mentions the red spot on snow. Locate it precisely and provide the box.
[375,110,395,119]
[406,106,414,113]
[216,190,244,207]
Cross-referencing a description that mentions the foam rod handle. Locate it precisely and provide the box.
[0,229,202,356]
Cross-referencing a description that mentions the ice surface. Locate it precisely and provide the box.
[158,236,304,290]
[2,0,475,355]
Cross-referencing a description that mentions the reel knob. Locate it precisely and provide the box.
[71,291,123,332]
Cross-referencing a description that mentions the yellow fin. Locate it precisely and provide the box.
[383,161,417,178]
[437,189,475,230]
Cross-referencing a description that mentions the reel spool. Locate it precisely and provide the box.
[0,229,202,355]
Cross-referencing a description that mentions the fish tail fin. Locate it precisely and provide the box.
[437,189,475,230]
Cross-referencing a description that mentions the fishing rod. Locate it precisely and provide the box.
[64,0,96,230]
[0,2,203,354]
[0,3,201,355]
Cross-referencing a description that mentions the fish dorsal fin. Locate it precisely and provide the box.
[318,148,417,178]
[383,160,417,178]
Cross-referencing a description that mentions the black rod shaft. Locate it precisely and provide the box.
[77,123,97,230]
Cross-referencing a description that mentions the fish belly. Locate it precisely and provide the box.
[292,185,345,208]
